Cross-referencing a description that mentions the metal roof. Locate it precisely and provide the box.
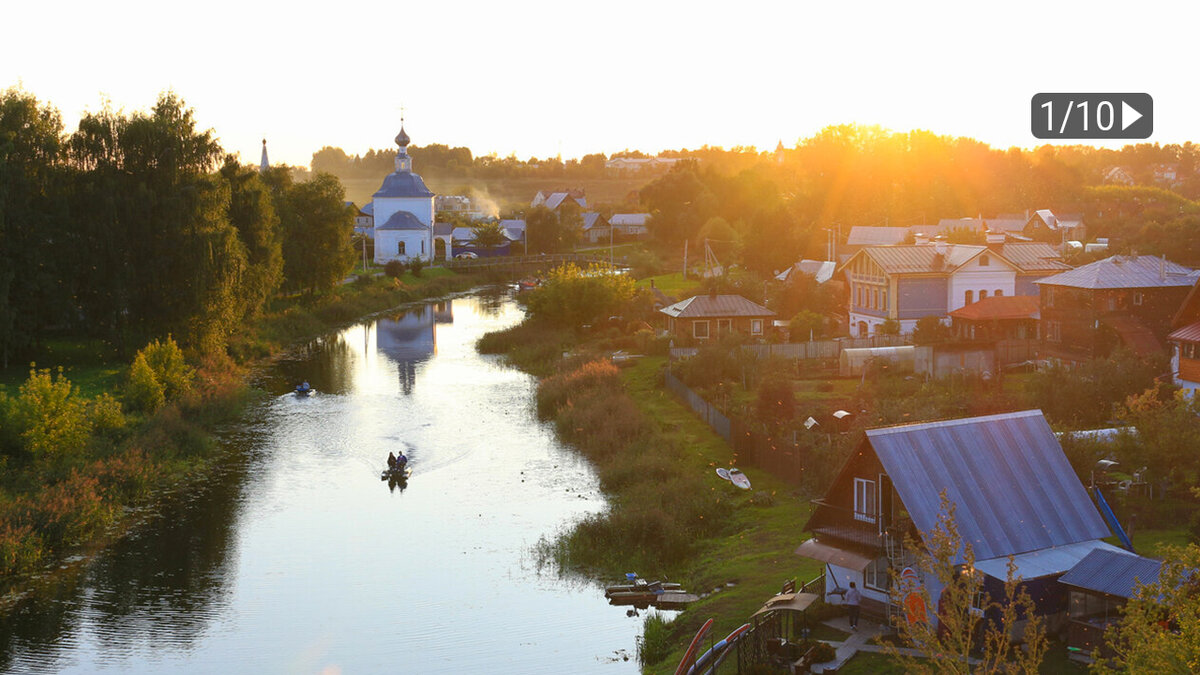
[776,260,836,284]
[846,226,913,246]
[999,243,1073,272]
[376,210,429,231]
[432,222,453,236]
[975,539,1126,580]
[1169,320,1200,344]
[373,171,435,199]
[862,244,985,274]
[1035,255,1197,289]
[1059,548,1162,598]
[937,217,1027,233]
[543,192,586,210]
[582,212,604,230]
[610,213,649,226]
[659,294,775,319]
[868,410,1111,563]
[361,202,374,216]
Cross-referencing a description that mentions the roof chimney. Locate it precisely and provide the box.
[985,229,1006,250]
[933,236,948,256]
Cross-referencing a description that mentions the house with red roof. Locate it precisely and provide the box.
[948,295,1040,341]
[1168,278,1200,395]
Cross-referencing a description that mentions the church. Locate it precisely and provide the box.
[370,122,451,264]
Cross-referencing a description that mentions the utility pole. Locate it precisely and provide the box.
[682,239,689,279]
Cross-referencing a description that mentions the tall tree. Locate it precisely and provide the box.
[0,88,68,368]
[276,172,354,294]
[218,157,283,320]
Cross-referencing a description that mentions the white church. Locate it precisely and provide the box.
[370,123,451,264]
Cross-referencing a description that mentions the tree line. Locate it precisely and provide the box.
[0,88,356,367]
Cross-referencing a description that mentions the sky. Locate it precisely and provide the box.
[4,0,1199,168]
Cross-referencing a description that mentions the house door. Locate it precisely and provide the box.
[878,473,893,533]
[717,319,732,336]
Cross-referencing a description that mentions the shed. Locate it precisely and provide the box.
[1059,548,1162,662]
[839,346,915,377]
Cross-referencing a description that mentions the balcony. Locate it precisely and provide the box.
[808,500,915,551]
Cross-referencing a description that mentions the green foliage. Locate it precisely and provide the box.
[788,310,827,341]
[525,204,580,253]
[638,613,676,666]
[5,367,92,463]
[408,256,426,277]
[1025,350,1163,427]
[384,259,407,278]
[913,316,951,345]
[469,221,508,249]
[126,353,165,414]
[755,375,795,428]
[275,171,356,294]
[884,492,1048,674]
[1114,387,1200,486]
[1097,543,1200,672]
[140,336,194,401]
[523,264,643,330]
[878,318,901,336]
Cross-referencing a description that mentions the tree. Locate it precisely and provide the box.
[788,310,826,341]
[525,205,578,254]
[883,492,1048,674]
[755,375,795,429]
[1097,543,1200,672]
[218,157,283,321]
[0,88,69,368]
[523,264,643,329]
[639,162,716,246]
[470,221,508,250]
[913,316,952,345]
[275,172,355,294]
[879,318,901,336]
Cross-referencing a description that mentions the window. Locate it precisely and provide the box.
[421,240,426,254]
[964,290,974,305]
[1134,292,1144,306]
[979,254,989,266]
[693,321,710,339]
[854,478,877,523]
[1044,287,1055,308]
[995,289,1003,297]
[872,289,879,309]
[751,319,763,335]
[1046,320,1061,342]
[980,290,988,300]
[398,241,406,255]
[865,557,890,591]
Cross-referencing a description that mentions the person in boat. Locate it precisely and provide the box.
[301,380,311,392]
[395,451,408,469]
[387,452,397,469]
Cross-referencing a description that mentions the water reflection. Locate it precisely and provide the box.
[0,294,644,674]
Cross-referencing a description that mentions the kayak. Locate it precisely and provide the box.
[728,468,751,490]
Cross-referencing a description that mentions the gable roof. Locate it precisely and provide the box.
[659,294,775,319]
[1035,255,1197,290]
[1059,548,1162,598]
[937,217,1027,233]
[610,213,649,226]
[999,242,1073,273]
[582,212,605,230]
[949,295,1040,322]
[854,244,987,275]
[376,210,429,231]
[777,260,837,284]
[866,410,1110,562]
[542,192,587,210]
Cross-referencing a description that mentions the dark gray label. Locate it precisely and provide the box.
[1031,93,1153,139]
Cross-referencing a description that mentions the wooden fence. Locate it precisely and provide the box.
[664,370,807,485]
[670,334,909,361]
[443,253,618,272]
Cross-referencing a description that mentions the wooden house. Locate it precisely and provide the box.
[1036,255,1198,363]
[948,295,1040,341]
[797,410,1123,628]
[1168,278,1200,396]
[659,294,774,341]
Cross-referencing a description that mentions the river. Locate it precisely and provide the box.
[0,292,653,674]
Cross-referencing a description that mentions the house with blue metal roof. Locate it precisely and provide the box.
[798,410,1126,628]
[1059,547,1163,662]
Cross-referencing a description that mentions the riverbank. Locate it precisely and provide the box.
[479,316,823,673]
[0,268,480,592]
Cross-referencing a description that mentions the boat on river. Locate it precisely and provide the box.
[605,574,695,608]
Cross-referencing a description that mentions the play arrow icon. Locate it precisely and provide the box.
[1122,100,1143,131]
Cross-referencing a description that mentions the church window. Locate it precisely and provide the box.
[421,240,426,254]
[965,290,974,305]
[398,241,406,255]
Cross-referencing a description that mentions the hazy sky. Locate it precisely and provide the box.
[4,1,1197,168]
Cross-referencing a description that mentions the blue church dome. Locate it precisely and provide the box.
[373,171,435,199]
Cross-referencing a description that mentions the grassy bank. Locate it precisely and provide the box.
[0,267,479,586]
[479,312,823,673]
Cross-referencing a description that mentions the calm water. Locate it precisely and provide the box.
[0,292,654,673]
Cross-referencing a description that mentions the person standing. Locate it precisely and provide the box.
[845,581,862,630]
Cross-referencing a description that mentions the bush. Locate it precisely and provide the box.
[638,613,675,666]
[141,336,194,400]
[126,353,165,414]
[408,256,426,277]
[8,367,93,462]
[384,259,406,278]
